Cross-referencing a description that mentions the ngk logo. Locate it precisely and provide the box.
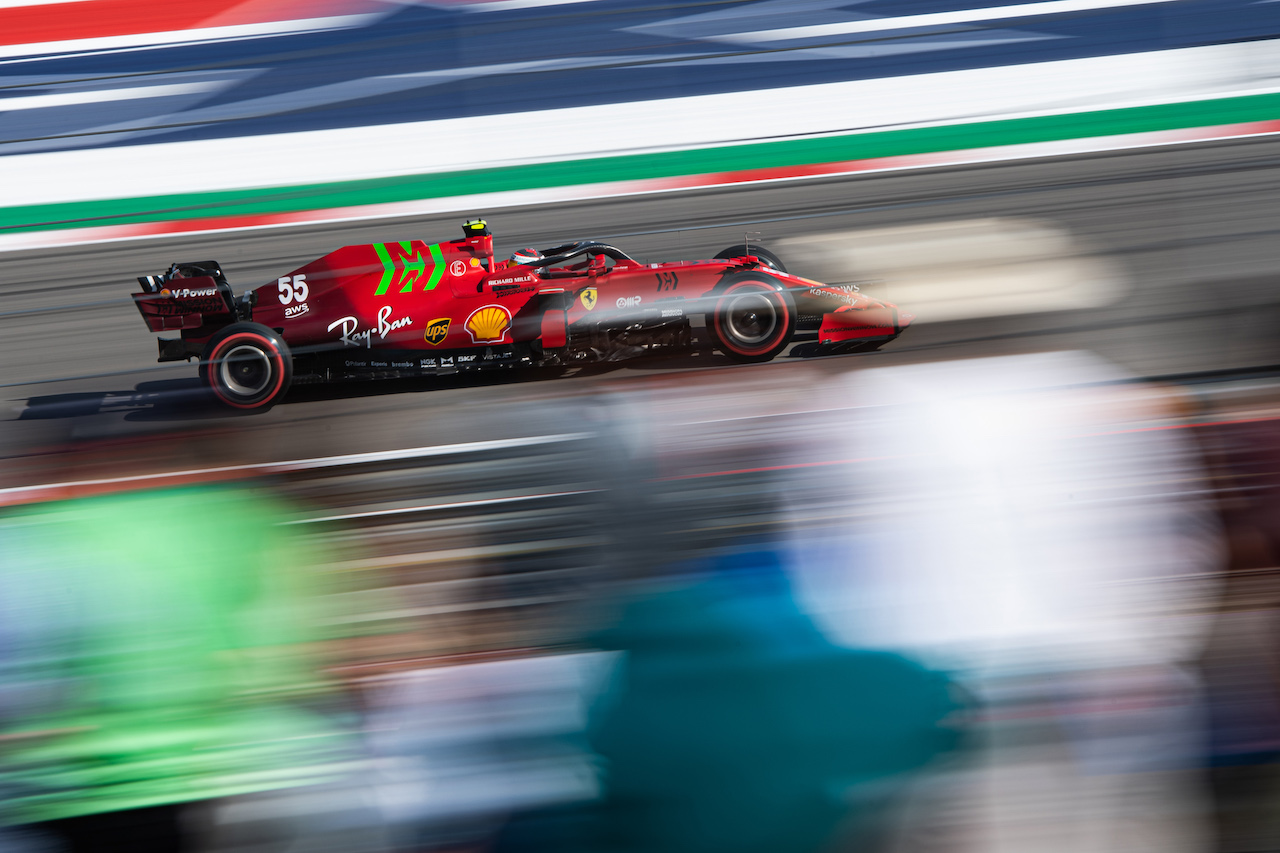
[616,296,642,309]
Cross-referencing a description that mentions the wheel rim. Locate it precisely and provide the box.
[724,292,778,346]
[219,344,272,397]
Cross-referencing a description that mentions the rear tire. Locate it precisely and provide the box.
[708,274,796,363]
[200,323,292,411]
[714,244,786,273]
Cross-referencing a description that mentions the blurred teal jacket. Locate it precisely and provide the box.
[499,547,964,853]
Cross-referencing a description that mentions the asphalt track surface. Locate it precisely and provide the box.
[5,134,1280,472]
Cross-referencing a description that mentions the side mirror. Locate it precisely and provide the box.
[587,254,608,277]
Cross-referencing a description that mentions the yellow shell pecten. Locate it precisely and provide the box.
[465,304,510,343]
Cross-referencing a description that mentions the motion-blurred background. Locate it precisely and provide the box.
[4,1,1280,851]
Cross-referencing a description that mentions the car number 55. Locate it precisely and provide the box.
[277,274,309,305]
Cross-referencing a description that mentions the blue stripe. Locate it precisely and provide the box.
[2,0,1276,156]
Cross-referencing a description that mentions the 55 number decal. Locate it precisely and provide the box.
[278,274,309,305]
[655,271,678,292]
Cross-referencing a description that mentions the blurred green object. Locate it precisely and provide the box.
[0,485,348,826]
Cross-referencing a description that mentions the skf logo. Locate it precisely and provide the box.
[465,304,511,343]
[424,317,450,345]
[579,287,597,311]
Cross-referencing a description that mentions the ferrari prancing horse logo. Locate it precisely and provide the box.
[424,317,450,345]
[580,287,597,311]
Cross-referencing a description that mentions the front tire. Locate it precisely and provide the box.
[714,244,786,273]
[708,275,796,363]
[200,323,292,411]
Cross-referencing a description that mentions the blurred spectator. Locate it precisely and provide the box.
[491,396,965,853]
[0,484,386,853]
[784,352,1223,853]
[1196,419,1280,852]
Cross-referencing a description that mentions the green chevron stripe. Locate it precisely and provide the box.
[372,242,394,296]
[424,243,444,291]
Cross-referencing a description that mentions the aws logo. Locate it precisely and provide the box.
[424,317,450,345]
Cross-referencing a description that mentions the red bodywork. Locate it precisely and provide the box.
[132,226,912,383]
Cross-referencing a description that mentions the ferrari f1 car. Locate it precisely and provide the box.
[131,220,913,411]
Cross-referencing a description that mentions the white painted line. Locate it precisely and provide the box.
[713,0,1186,43]
[279,434,590,472]
[0,433,591,505]
[0,81,223,111]
[0,14,378,60]
[288,490,600,524]
[0,0,96,7]
[458,0,602,10]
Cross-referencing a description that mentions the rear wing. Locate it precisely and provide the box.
[132,275,235,332]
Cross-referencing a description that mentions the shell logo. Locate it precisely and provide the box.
[465,304,511,343]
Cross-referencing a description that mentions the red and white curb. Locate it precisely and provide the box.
[2,119,1278,254]
[0,0,386,59]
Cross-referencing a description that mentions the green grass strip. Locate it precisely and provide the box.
[3,92,1278,235]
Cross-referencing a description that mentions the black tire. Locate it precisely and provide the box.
[714,244,786,273]
[707,273,796,363]
[199,323,292,411]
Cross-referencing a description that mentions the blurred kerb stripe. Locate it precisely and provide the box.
[0,14,379,60]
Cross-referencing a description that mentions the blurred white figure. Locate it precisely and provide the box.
[365,652,616,850]
[785,351,1222,853]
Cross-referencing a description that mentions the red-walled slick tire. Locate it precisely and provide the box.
[708,274,796,363]
[199,323,292,411]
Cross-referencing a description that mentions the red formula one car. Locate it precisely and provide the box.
[131,220,913,410]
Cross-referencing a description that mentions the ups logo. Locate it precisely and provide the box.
[424,317,450,345]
